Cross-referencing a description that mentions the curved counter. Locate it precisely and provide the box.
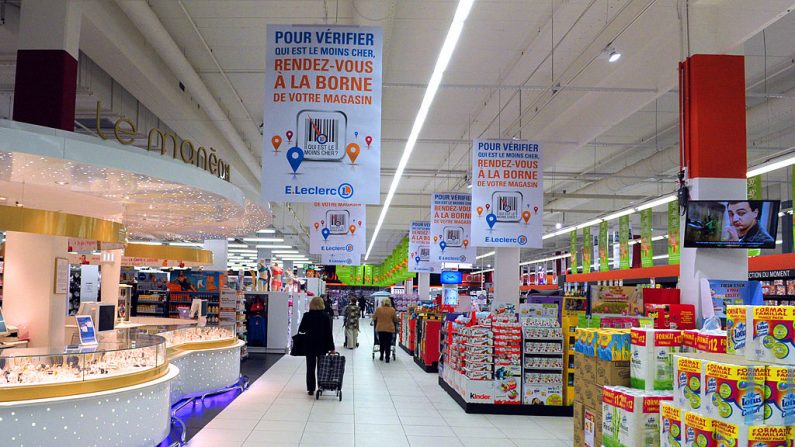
[0,364,179,447]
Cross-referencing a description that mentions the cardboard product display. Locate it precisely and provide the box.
[660,402,683,447]
[748,306,795,366]
[596,359,631,387]
[646,303,696,330]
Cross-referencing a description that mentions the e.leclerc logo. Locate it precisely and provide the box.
[345,244,354,252]
[518,235,528,246]
[338,183,354,199]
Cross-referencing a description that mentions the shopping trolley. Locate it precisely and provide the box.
[371,321,398,360]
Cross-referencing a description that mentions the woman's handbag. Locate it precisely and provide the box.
[290,332,307,356]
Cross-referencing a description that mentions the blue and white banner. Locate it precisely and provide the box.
[261,25,383,204]
[408,221,439,273]
[309,202,365,265]
[430,193,476,265]
[470,139,544,248]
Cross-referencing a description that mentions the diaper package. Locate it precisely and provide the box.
[748,306,795,366]
[602,386,673,447]
[714,421,794,447]
[660,402,683,447]
[763,365,795,426]
[597,329,632,361]
[683,411,716,447]
[703,360,765,426]
[726,305,749,356]
[631,328,683,390]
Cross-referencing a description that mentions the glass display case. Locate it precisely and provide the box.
[0,329,166,388]
[154,323,237,350]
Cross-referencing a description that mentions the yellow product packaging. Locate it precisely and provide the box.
[597,329,631,362]
[660,402,682,447]
[673,353,727,413]
[714,421,793,447]
[683,411,716,447]
[726,305,749,356]
[703,361,765,426]
[763,365,795,426]
[748,306,795,366]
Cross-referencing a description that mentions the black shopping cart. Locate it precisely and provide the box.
[371,321,398,360]
[316,352,345,401]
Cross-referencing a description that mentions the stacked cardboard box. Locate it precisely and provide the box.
[573,350,631,447]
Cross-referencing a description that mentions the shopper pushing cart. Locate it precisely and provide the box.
[371,298,399,362]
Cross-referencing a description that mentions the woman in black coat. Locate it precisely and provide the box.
[298,296,336,394]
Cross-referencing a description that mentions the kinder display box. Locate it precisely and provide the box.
[660,402,683,447]
[748,306,795,366]
[522,383,563,406]
[763,365,795,426]
[462,377,495,404]
[726,305,749,356]
[714,421,794,447]
[703,360,765,426]
[494,376,521,405]
[630,328,683,390]
[683,411,716,447]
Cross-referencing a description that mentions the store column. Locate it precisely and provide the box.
[203,239,228,272]
[99,249,123,304]
[493,247,520,305]
[417,272,430,300]
[12,0,81,131]
[679,54,747,321]
[3,232,69,347]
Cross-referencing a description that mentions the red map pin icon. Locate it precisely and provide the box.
[365,136,373,147]
[271,135,282,151]
[476,206,483,216]
[314,222,320,230]
[358,220,362,226]
[346,143,361,164]
[321,219,325,225]
[522,211,531,223]
[286,130,293,141]
[485,204,490,210]
[534,206,539,213]
[463,239,469,248]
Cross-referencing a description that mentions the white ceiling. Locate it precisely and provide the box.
[5,0,795,266]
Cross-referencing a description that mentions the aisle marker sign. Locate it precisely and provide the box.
[409,221,438,273]
[261,25,383,204]
[309,202,365,264]
[470,139,544,248]
[430,193,476,264]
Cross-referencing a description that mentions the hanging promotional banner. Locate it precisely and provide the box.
[598,221,609,272]
[569,230,578,274]
[582,226,592,273]
[430,192,476,265]
[470,139,543,248]
[321,252,361,266]
[408,221,438,273]
[619,215,630,270]
[309,202,366,262]
[668,200,680,265]
[261,25,383,204]
[640,208,653,267]
[747,175,763,257]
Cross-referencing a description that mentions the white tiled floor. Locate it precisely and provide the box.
[188,318,573,447]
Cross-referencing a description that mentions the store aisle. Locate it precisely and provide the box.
[187,318,572,447]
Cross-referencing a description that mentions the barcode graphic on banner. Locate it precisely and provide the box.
[492,192,522,221]
[328,212,348,234]
[306,117,338,144]
[498,196,517,213]
[445,228,462,246]
[419,247,430,260]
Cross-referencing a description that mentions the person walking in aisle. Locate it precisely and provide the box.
[344,299,360,349]
[298,297,335,395]
[358,295,367,318]
[372,298,399,362]
[323,295,335,322]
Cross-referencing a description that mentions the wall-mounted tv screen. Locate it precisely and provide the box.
[440,270,463,285]
[684,200,780,249]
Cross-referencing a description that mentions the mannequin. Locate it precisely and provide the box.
[256,259,270,291]
[270,261,283,291]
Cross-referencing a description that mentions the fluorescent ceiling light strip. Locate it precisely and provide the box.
[271,250,299,254]
[129,241,163,245]
[519,253,571,266]
[602,208,635,222]
[576,219,603,230]
[476,251,496,259]
[169,242,201,247]
[243,238,284,242]
[635,194,676,211]
[746,154,795,177]
[471,269,494,275]
[256,229,276,234]
[229,249,257,253]
[652,254,669,260]
[364,0,475,261]
[227,243,248,248]
[254,245,292,249]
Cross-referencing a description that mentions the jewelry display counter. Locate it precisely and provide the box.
[0,330,177,447]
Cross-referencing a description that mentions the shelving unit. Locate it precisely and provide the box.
[135,290,168,317]
[522,319,564,406]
